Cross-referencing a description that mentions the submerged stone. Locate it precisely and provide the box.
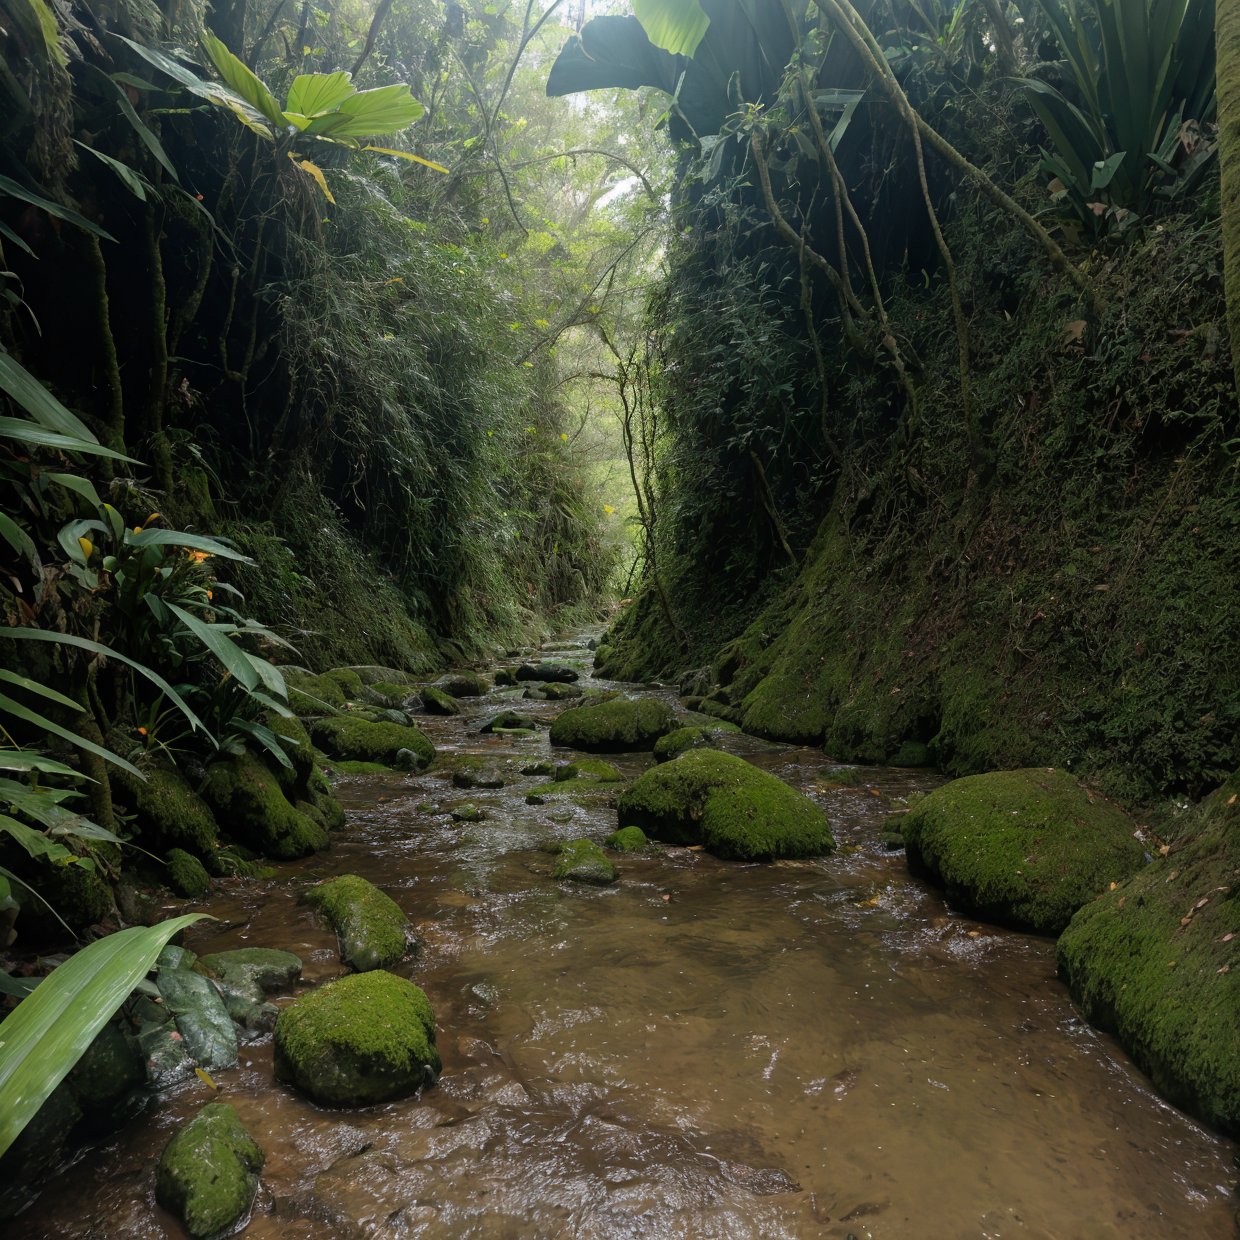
[901,768,1145,935]
[549,697,675,753]
[305,874,410,972]
[273,971,440,1107]
[1057,772,1240,1137]
[616,749,833,861]
[553,838,618,884]
[155,1103,263,1239]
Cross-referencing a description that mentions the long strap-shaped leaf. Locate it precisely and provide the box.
[0,915,205,1158]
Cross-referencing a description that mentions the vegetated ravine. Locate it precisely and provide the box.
[11,631,1236,1240]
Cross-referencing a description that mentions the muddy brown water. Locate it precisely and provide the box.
[12,633,1239,1238]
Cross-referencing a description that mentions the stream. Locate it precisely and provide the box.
[12,629,1238,1239]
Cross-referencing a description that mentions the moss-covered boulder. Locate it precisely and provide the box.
[420,685,461,715]
[367,681,417,709]
[901,768,1146,935]
[616,750,833,861]
[1057,773,1240,1136]
[284,668,347,715]
[273,970,440,1107]
[889,740,932,768]
[549,697,676,753]
[436,671,488,698]
[654,725,739,763]
[606,826,648,853]
[309,716,434,768]
[305,874,410,972]
[111,765,219,857]
[449,754,509,788]
[265,712,316,793]
[553,839,618,884]
[155,1103,264,1239]
[323,668,366,699]
[554,758,624,783]
[517,662,580,684]
[541,681,583,701]
[166,848,211,898]
[202,753,328,860]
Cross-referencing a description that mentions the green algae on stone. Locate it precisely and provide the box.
[165,848,211,899]
[202,753,329,860]
[616,750,833,861]
[273,970,440,1107]
[309,716,434,768]
[451,802,485,822]
[605,826,648,852]
[420,685,461,715]
[553,838,618,884]
[155,1103,264,1239]
[1057,772,1240,1137]
[549,697,675,753]
[305,874,410,972]
[901,768,1145,935]
[449,754,509,788]
[110,765,219,857]
[436,671,489,697]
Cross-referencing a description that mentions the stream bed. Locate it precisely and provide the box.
[12,632,1239,1238]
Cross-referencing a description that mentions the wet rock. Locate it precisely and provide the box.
[494,667,518,686]
[522,687,548,701]
[541,681,583,701]
[553,838,618,885]
[305,874,411,972]
[678,666,713,697]
[451,756,508,789]
[1057,770,1240,1136]
[283,668,348,715]
[520,760,556,777]
[902,768,1146,935]
[480,710,538,734]
[309,717,434,769]
[367,681,418,709]
[653,724,736,763]
[435,671,489,698]
[888,740,932,768]
[202,752,328,860]
[586,638,598,651]
[274,971,440,1107]
[617,750,834,861]
[554,758,623,783]
[165,848,211,899]
[549,697,676,753]
[451,802,485,823]
[155,1103,264,1239]
[606,826,648,852]
[516,662,579,683]
[420,685,461,715]
[879,833,906,851]
[155,967,238,1069]
[200,948,302,1032]
[393,747,423,771]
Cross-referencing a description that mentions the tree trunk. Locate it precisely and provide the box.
[1219,0,1240,399]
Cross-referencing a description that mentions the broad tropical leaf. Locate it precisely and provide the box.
[634,0,711,56]
[201,31,285,126]
[310,84,424,138]
[124,528,253,562]
[0,915,206,1158]
[286,71,355,118]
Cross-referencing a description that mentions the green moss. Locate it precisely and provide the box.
[420,685,461,715]
[264,713,315,794]
[201,753,329,860]
[110,765,218,858]
[366,681,416,708]
[307,778,345,830]
[553,758,624,783]
[273,970,439,1107]
[541,681,583,701]
[654,726,723,762]
[283,668,347,715]
[902,768,1146,935]
[309,716,434,767]
[889,740,932,768]
[165,849,211,899]
[1057,772,1240,1136]
[436,671,489,697]
[323,668,366,699]
[617,750,834,861]
[305,874,410,972]
[605,826,648,852]
[553,838,618,884]
[447,754,508,788]
[329,759,394,775]
[155,1103,264,1239]
[549,697,676,753]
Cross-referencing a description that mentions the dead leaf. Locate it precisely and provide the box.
[1219,965,1230,975]
[1062,319,1087,345]
[1220,932,1235,943]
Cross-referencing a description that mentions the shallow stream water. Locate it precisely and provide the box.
[13,631,1239,1238]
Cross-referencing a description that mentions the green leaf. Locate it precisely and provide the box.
[0,628,207,739]
[92,68,180,183]
[0,915,207,1158]
[0,352,96,441]
[0,173,116,244]
[0,220,35,258]
[634,0,711,57]
[0,752,83,778]
[124,528,253,562]
[309,84,424,138]
[0,813,74,863]
[361,146,450,173]
[286,71,355,117]
[0,669,83,712]
[201,31,285,126]
[546,16,681,98]
[0,416,137,462]
[0,511,36,564]
[74,142,147,200]
[163,601,260,691]
[0,691,142,778]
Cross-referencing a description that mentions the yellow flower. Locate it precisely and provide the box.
[77,536,93,560]
[132,526,143,534]
[185,549,212,564]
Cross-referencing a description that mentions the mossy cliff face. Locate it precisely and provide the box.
[305,874,411,972]
[549,698,675,753]
[617,749,833,861]
[902,769,1146,935]
[1057,772,1240,1136]
[273,971,440,1107]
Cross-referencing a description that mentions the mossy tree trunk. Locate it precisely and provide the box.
[1220,0,1240,399]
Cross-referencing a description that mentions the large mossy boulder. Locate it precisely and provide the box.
[435,671,489,698]
[1057,773,1240,1136]
[166,848,211,899]
[901,768,1146,935]
[264,712,316,793]
[309,716,434,768]
[273,970,440,1107]
[111,765,218,857]
[553,838,617,885]
[284,668,348,715]
[202,752,328,860]
[420,685,461,715]
[616,750,833,860]
[305,874,411,972]
[155,1103,264,1239]
[549,697,676,753]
